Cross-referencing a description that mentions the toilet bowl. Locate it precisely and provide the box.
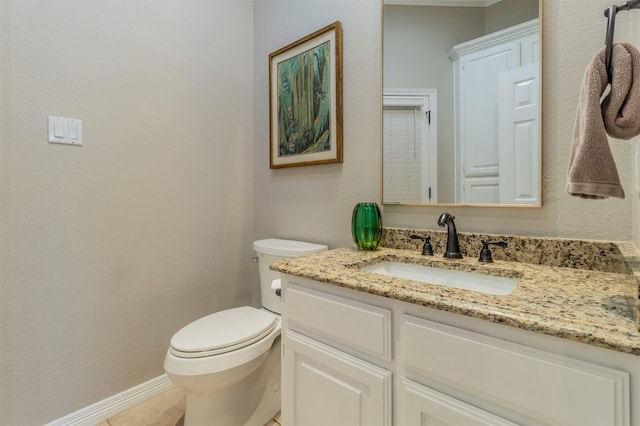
[164,239,327,426]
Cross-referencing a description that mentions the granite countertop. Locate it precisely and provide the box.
[271,232,640,356]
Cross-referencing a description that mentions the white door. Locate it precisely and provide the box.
[498,63,539,204]
[383,90,438,204]
[457,41,518,204]
[282,330,392,426]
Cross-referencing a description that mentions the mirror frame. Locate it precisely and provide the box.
[381,0,543,208]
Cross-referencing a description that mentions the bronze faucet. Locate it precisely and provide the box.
[437,213,462,259]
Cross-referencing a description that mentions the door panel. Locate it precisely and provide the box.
[498,63,539,204]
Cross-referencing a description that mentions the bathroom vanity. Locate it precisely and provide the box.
[272,230,640,426]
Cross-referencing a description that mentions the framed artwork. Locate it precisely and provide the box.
[269,21,343,168]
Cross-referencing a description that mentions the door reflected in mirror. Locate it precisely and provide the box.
[383,0,540,206]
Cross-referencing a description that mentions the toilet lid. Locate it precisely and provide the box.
[169,306,278,358]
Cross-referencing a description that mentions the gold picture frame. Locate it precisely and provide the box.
[269,21,343,169]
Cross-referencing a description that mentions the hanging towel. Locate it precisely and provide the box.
[566,42,640,199]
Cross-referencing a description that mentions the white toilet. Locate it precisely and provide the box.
[164,238,327,426]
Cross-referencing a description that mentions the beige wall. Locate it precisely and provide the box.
[0,1,254,424]
[0,2,9,422]
[253,0,382,249]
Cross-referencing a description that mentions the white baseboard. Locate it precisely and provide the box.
[45,374,173,426]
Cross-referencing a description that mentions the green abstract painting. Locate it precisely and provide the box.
[276,41,331,157]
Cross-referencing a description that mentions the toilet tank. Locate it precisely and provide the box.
[253,239,328,314]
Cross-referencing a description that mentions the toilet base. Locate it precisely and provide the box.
[181,338,281,426]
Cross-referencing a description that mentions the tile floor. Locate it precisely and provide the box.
[96,386,282,426]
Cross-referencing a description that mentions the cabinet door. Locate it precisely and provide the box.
[403,316,630,426]
[401,378,517,426]
[282,330,392,426]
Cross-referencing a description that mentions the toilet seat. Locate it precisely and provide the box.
[170,307,278,359]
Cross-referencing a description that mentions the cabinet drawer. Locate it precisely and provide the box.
[403,315,630,426]
[400,378,517,426]
[285,283,392,361]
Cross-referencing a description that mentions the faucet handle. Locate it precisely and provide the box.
[410,235,434,256]
[478,240,507,263]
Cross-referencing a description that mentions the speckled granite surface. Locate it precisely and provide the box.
[271,229,640,356]
[381,227,633,274]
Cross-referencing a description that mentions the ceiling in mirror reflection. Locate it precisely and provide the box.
[382,0,541,207]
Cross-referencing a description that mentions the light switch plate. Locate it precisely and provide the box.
[48,115,83,146]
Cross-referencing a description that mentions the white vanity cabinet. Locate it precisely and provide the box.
[281,275,637,426]
[281,283,393,426]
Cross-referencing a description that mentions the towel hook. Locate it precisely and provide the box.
[604,0,640,83]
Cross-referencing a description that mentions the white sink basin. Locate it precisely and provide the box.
[362,261,519,295]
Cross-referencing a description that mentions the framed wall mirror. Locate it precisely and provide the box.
[383,0,541,207]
